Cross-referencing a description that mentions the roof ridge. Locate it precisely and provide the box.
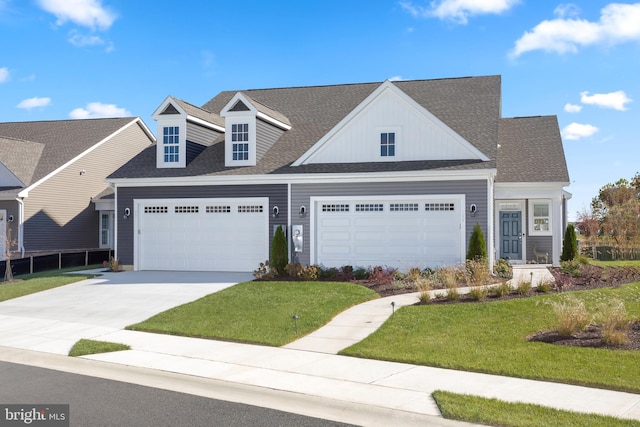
[0,117,136,126]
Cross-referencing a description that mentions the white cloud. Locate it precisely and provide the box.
[561,122,599,140]
[554,3,581,19]
[564,103,582,113]
[69,102,130,119]
[0,67,9,83]
[68,31,104,47]
[580,90,632,111]
[400,0,520,24]
[17,97,52,110]
[388,76,404,81]
[511,3,640,57]
[37,0,116,30]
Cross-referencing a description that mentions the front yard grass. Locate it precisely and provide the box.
[69,339,130,357]
[127,281,379,346]
[341,282,640,393]
[432,390,640,427]
[589,259,640,268]
[0,266,100,302]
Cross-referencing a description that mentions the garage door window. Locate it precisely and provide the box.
[322,204,350,212]
[175,206,199,213]
[144,206,168,213]
[238,205,263,213]
[355,203,384,212]
[206,205,231,213]
[425,203,455,211]
[390,203,419,212]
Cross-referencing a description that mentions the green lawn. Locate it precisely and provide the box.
[0,266,100,302]
[433,391,640,427]
[589,259,640,267]
[69,339,130,357]
[342,282,640,393]
[127,281,379,346]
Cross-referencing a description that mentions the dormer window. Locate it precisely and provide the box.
[163,126,180,163]
[380,132,396,157]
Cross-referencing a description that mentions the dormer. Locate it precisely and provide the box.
[221,93,291,168]
[152,96,224,169]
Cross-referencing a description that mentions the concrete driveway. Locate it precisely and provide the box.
[0,270,253,355]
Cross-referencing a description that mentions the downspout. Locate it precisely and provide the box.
[15,197,25,257]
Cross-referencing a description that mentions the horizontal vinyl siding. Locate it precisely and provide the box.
[256,119,283,161]
[291,180,487,266]
[117,184,287,266]
[23,122,151,252]
[527,236,552,263]
[186,122,221,146]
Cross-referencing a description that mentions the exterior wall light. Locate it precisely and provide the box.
[272,206,279,218]
[299,205,306,218]
[470,204,477,217]
[124,207,131,219]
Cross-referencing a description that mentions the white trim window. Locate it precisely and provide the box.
[380,132,396,157]
[529,200,552,236]
[232,123,249,161]
[162,126,180,163]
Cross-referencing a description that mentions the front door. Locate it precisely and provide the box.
[500,211,522,261]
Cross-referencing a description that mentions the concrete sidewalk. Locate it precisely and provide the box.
[1,267,639,426]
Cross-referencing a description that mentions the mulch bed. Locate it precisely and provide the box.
[528,322,640,351]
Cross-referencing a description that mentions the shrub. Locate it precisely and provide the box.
[467,223,487,261]
[253,260,274,280]
[547,295,591,337]
[433,266,462,289]
[299,265,319,281]
[536,281,553,293]
[493,258,513,279]
[368,266,396,286]
[560,260,582,278]
[415,276,433,304]
[353,267,368,280]
[407,267,422,282]
[445,283,460,301]
[469,285,488,301]
[340,265,354,281]
[318,266,338,280]
[515,280,532,295]
[465,259,490,287]
[492,282,511,297]
[561,224,578,262]
[271,226,288,274]
[595,298,630,346]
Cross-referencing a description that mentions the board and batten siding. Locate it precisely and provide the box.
[291,180,488,266]
[116,184,287,266]
[186,122,222,147]
[256,119,284,162]
[22,122,152,252]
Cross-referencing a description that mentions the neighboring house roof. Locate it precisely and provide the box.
[0,136,44,185]
[0,117,141,186]
[497,116,570,183]
[111,75,503,179]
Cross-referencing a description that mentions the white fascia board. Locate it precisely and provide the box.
[494,182,568,200]
[221,93,257,116]
[256,112,291,131]
[187,116,224,133]
[109,168,496,188]
[94,199,114,211]
[18,118,151,198]
[293,80,490,166]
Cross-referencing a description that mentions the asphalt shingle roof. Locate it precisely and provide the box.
[497,116,570,183]
[0,117,138,186]
[111,75,508,179]
[172,98,225,128]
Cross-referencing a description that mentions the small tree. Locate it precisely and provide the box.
[4,225,17,283]
[467,223,487,261]
[270,225,288,274]
[561,224,578,262]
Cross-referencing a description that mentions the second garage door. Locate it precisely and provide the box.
[136,198,268,272]
[314,196,465,270]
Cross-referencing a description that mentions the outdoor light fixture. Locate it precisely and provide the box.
[8,215,14,222]
[272,206,279,218]
[123,207,131,218]
[470,204,477,217]
[79,169,86,175]
[299,205,306,218]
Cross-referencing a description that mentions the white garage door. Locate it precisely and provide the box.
[315,196,464,270]
[136,198,268,272]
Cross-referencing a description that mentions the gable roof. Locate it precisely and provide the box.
[111,75,502,179]
[0,117,145,190]
[497,116,569,183]
[173,97,225,128]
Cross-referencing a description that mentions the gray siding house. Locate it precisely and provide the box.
[108,76,570,272]
[0,118,154,258]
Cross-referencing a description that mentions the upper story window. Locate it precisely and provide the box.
[233,143,249,161]
[232,123,249,142]
[380,132,395,157]
[163,126,180,163]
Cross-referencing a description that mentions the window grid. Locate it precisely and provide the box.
[163,126,180,163]
[231,123,249,142]
[175,206,199,213]
[389,203,418,212]
[533,204,550,231]
[232,143,249,161]
[206,206,231,213]
[425,203,455,211]
[322,204,350,212]
[144,206,168,214]
[238,205,263,213]
[355,203,384,212]
[380,132,396,157]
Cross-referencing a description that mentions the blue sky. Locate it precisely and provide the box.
[1,1,639,220]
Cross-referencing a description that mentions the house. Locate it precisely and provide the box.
[108,75,570,272]
[0,118,155,259]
